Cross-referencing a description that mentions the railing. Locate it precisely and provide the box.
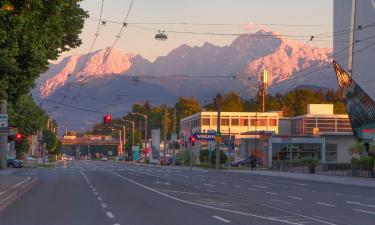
[271,161,375,178]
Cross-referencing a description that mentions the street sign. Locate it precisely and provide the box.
[193,133,216,141]
[171,133,177,142]
[0,114,8,128]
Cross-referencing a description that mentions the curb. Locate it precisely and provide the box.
[0,176,39,212]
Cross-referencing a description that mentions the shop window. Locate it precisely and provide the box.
[269,118,277,126]
[325,143,338,162]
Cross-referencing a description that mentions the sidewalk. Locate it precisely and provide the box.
[0,170,38,211]
[225,169,375,188]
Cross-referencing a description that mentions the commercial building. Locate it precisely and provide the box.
[238,104,355,166]
[180,111,280,140]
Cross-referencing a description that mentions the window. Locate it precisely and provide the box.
[202,118,210,126]
[221,118,230,126]
[212,116,217,126]
[269,118,277,126]
[250,118,267,126]
[231,118,239,126]
[239,118,248,126]
[325,143,337,162]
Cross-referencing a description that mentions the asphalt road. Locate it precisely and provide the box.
[0,160,374,225]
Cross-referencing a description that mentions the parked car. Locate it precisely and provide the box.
[230,156,261,168]
[7,158,23,168]
[160,155,173,166]
[101,156,108,161]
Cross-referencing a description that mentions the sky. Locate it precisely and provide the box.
[61,0,334,62]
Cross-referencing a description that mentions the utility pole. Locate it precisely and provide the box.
[0,100,7,169]
[163,107,168,156]
[215,94,221,170]
[172,107,176,165]
[259,69,269,113]
[348,0,357,76]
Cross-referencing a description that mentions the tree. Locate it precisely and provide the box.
[0,0,87,104]
[43,129,60,155]
[348,141,365,158]
[220,92,244,112]
[8,95,47,136]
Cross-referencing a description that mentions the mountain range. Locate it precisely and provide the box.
[33,29,338,131]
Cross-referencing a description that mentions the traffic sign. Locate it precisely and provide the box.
[0,114,8,128]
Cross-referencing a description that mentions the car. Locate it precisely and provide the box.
[101,156,108,161]
[160,155,173,166]
[230,156,261,168]
[7,158,23,168]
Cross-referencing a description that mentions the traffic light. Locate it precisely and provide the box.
[15,133,22,141]
[189,136,196,146]
[103,114,112,125]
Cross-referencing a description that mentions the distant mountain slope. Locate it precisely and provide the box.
[34,29,335,130]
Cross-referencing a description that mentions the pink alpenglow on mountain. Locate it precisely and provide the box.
[245,37,332,84]
[40,48,135,98]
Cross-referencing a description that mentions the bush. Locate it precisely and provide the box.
[210,150,228,165]
[351,157,374,170]
[300,157,318,165]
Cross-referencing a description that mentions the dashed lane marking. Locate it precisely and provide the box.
[266,192,278,195]
[212,215,231,223]
[346,201,375,208]
[316,202,335,207]
[106,212,114,218]
[101,203,108,208]
[288,196,303,200]
[248,188,259,191]
[353,209,375,215]
[253,185,268,189]
[97,196,102,201]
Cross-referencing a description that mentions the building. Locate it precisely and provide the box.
[334,0,375,100]
[239,104,355,166]
[180,111,280,140]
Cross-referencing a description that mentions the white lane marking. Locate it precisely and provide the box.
[249,188,259,191]
[335,193,345,196]
[94,192,99,196]
[106,212,114,218]
[113,224,120,225]
[101,203,108,208]
[212,215,231,223]
[11,177,31,189]
[97,196,102,201]
[316,202,335,207]
[204,183,214,187]
[288,196,303,200]
[346,201,375,208]
[353,209,375,215]
[221,182,227,185]
[253,185,268,189]
[0,191,5,197]
[295,183,308,186]
[106,170,305,225]
[269,199,293,205]
[266,192,278,195]
[206,189,215,193]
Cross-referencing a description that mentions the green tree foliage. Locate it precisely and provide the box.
[8,95,46,136]
[282,89,325,117]
[220,92,244,112]
[15,139,30,159]
[43,129,60,155]
[0,0,87,103]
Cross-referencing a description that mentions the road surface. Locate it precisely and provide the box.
[0,160,374,225]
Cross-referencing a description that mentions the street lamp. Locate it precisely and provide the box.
[130,113,148,148]
[121,119,135,147]
[111,125,126,158]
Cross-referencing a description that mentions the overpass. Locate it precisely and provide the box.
[60,135,122,158]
